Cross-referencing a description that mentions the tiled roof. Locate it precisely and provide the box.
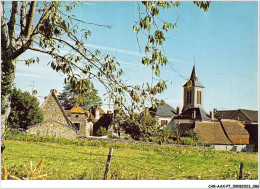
[221,119,248,135]
[194,121,232,144]
[214,110,237,120]
[149,103,176,117]
[220,119,249,144]
[70,106,85,114]
[174,107,211,121]
[239,109,258,122]
[215,109,258,122]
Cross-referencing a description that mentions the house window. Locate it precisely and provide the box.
[74,123,80,130]
[197,91,201,104]
[161,120,168,126]
[75,114,79,118]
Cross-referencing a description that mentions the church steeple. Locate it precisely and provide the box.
[190,64,197,80]
[182,64,204,111]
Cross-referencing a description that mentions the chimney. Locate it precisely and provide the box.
[44,96,48,100]
[50,89,57,95]
[213,108,217,113]
[192,110,196,119]
[237,117,240,122]
[176,106,180,115]
[210,111,214,120]
[32,90,37,98]
[95,108,100,120]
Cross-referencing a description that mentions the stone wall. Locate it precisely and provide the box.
[41,94,68,125]
[78,121,93,137]
[69,113,93,137]
[27,120,77,139]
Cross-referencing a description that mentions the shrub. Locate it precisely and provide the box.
[124,135,133,141]
[180,137,196,146]
[148,137,157,143]
[96,127,108,136]
[107,131,120,139]
[184,129,198,141]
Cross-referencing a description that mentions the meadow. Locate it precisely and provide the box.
[1,133,258,180]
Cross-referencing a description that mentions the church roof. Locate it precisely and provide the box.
[149,103,176,117]
[173,107,211,121]
[183,65,204,88]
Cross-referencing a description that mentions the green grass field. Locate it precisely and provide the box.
[1,133,258,180]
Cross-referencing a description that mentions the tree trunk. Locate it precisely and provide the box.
[1,57,17,157]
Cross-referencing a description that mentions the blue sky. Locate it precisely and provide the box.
[12,1,258,112]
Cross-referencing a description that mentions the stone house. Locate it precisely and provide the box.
[65,106,93,137]
[27,89,93,139]
[27,89,77,139]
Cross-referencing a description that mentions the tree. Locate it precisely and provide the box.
[1,1,210,155]
[116,112,159,140]
[57,82,102,110]
[7,88,43,130]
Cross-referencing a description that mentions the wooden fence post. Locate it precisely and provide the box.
[238,162,243,180]
[104,147,113,180]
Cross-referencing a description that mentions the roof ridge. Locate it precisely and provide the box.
[51,91,75,128]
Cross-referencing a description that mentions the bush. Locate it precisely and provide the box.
[184,129,198,141]
[96,127,108,136]
[180,137,196,146]
[124,135,133,141]
[148,137,157,143]
[107,131,120,139]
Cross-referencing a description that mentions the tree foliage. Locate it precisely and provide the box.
[57,82,102,110]
[1,1,210,153]
[7,88,43,130]
[113,111,159,140]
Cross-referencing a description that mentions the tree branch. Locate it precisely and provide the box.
[28,46,113,93]
[57,10,114,29]
[24,1,37,39]
[20,1,27,36]
[1,2,9,51]
[7,1,19,48]
[12,3,53,59]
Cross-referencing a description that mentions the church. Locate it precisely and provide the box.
[167,65,254,152]
[168,64,212,127]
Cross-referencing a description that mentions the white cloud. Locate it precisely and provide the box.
[85,43,187,64]
[15,73,46,78]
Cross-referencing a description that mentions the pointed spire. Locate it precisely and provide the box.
[190,64,197,80]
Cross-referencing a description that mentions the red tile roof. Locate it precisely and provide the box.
[220,119,249,144]
[195,121,232,144]
[70,106,85,114]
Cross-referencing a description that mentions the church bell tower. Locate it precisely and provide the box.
[182,65,204,111]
